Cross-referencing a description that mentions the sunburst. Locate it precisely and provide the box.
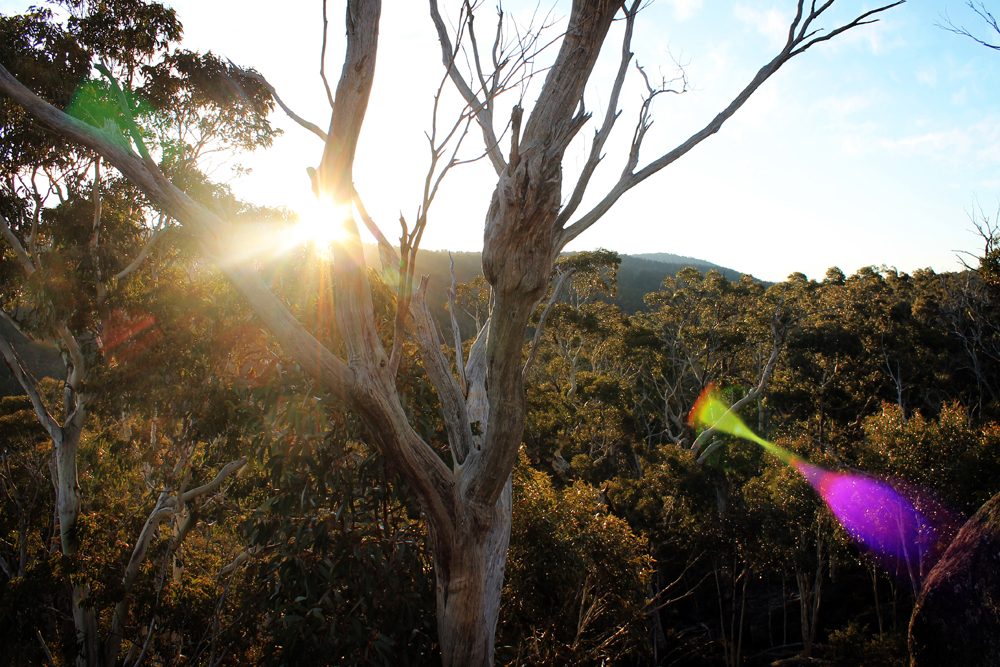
[291,195,351,252]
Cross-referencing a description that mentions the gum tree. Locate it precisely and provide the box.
[0,0,903,663]
[0,3,275,664]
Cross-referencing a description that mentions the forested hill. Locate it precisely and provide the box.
[616,254,749,313]
[360,245,749,324]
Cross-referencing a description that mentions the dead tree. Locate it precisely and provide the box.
[0,0,903,663]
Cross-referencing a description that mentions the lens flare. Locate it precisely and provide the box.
[291,196,350,250]
[689,386,961,585]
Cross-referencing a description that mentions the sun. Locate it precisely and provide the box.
[291,196,351,250]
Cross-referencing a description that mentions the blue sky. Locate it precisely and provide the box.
[2,0,998,282]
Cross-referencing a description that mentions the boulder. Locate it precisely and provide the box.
[909,492,1000,665]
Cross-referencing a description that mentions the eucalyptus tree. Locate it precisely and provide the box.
[0,3,276,664]
[0,0,904,663]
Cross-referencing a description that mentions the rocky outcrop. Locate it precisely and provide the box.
[909,492,1000,665]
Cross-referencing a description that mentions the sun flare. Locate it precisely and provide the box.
[291,196,351,250]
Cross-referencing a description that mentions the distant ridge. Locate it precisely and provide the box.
[358,245,754,327]
[630,252,730,272]
[615,253,749,313]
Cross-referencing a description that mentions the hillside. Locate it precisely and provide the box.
[616,254,748,313]
[0,248,746,397]
[363,247,749,320]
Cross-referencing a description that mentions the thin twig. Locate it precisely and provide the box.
[227,60,328,142]
[321,0,337,107]
[448,252,468,396]
[523,267,576,380]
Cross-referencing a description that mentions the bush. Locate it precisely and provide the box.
[498,452,652,666]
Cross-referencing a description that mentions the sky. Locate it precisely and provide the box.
[2,0,998,282]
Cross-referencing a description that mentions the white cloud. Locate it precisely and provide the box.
[734,4,789,49]
[879,118,1000,168]
[813,95,871,122]
[839,134,866,155]
[665,0,703,21]
[917,67,937,86]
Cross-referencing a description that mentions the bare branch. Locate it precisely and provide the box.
[523,267,576,380]
[352,185,398,267]
[556,0,640,228]
[390,59,475,376]
[940,4,1000,48]
[559,0,904,250]
[0,211,36,276]
[180,457,247,504]
[227,60,329,142]
[321,0,337,107]
[789,1,905,57]
[114,228,169,282]
[218,545,265,577]
[109,455,247,663]
[410,277,475,466]
[448,253,468,396]
[646,552,705,610]
[90,157,102,255]
[0,326,60,439]
[465,0,493,116]
[55,324,85,394]
[693,300,793,458]
[429,0,506,174]
[36,630,56,667]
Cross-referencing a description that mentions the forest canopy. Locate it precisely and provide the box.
[3,0,999,666]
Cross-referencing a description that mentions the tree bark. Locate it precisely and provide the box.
[435,479,512,667]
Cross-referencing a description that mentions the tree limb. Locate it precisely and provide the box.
[447,253,467,396]
[429,0,506,175]
[0,329,60,440]
[555,0,640,228]
[411,277,475,466]
[180,457,247,504]
[558,0,904,250]
[321,0,337,108]
[115,227,169,282]
[36,630,56,667]
[0,61,360,398]
[0,211,37,276]
[226,61,329,142]
[523,267,576,380]
[938,1,1000,50]
[694,301,792,459]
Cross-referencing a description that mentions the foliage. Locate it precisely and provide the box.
[825,622,908,666]
[498,453,652,666]
[3,1,1000,664]
[248,429,438,667]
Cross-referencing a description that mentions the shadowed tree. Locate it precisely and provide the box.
[0,0,904,663]
[0,3,275,664]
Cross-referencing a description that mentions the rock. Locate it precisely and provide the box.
[909,492,1000,665]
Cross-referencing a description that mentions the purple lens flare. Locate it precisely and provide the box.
[691,385,963,587]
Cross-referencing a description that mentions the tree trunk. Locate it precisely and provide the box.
[435,478,512,667]
[54,427,81,556]
[55,422,100,667]
[794,527,825,659]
